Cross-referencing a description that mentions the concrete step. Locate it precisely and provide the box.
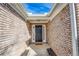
[26,44,50,56]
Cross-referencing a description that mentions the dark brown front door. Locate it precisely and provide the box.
[35,25,42,42]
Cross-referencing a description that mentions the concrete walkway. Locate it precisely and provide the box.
[25,44,50,56]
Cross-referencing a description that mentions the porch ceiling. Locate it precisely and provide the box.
[9,3,68,21]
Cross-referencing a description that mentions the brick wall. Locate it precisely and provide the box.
[0,4,30,55]
[47,5,72,56]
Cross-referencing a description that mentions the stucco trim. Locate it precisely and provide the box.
[29,20,49,23]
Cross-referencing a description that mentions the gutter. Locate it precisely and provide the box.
[69,3,78,56]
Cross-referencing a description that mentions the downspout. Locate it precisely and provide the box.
[69,3,78,56]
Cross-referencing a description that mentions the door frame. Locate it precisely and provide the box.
[32,24,46,43]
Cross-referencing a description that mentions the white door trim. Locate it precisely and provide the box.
[32,24,46,43]
[32,24,35,42]
[42,24,46,42]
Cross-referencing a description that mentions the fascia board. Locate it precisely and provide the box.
[8,3,27,20]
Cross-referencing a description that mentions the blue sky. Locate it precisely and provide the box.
[23,3,52,14]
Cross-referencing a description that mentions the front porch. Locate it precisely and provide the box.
[22,20,51,56]
[0,3,79,56]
